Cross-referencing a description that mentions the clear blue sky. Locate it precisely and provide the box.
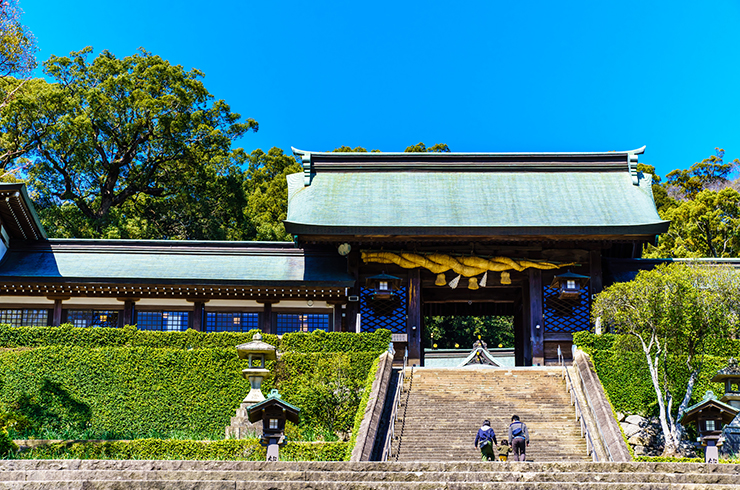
[22,0,740,178]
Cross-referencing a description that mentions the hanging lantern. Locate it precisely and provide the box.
[550,270,590,300]
[365,272,402,300]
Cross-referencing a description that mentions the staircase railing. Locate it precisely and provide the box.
[381,347,408,462]
[558,345,599,462]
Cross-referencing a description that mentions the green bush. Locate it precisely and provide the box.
[0,428,17,456]
[267,351,380,435]
[0,345,382,440]
[0,324,391,355]
[0,324,279,351]
[346,355,381,460]
[574,332,740,416]
[15,438,348,461]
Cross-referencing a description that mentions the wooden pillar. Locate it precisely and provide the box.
[260,301,274,334]
[192,301,204,332]
[407,268,422,363]
[514,292,524,367]
[589,249,603,297]
[328,301,345,332]
[117,298,139,325]
[521,281,532,366]
[346,250,360,333]
[529,268,544,366]
[47,296,70,326]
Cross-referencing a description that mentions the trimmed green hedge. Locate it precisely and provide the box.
[0,345,383,440]
[346,355,381,460]
[281,329,390,353]
[15,438,349,461]
[573,332,739,416]
[0,325,391,354]
[0,325,279,350]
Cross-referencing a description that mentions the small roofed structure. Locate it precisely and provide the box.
[681,391,739,463]
[247,389,301,461]
[550,270,591,300]
[460,338,504,367]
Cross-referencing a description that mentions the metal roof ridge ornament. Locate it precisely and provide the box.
[292,148,313,186]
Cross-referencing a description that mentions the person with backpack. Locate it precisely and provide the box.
[508,415,529,461]
[474,419,497,461]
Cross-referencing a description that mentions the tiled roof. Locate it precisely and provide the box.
[0,240,354,287]
[285,148,669,237]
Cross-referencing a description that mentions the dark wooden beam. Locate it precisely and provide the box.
[529,268,544,366]
[332,305,343,332]
[589,249,603,297]
[261,302,273,335]
[407,268,422,363]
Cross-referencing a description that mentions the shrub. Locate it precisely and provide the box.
[15,438,348,461]
[346,355,381,460]
[574,332,740,416]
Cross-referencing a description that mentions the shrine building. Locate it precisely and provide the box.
[0,146,668,365]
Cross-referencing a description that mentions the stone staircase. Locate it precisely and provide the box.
[1,460,740,489]
[393,366,590,462]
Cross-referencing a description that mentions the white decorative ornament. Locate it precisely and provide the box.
[337,243,351,256]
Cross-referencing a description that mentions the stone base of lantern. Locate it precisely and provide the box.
[720,415,740,458]
[225,401,262,439]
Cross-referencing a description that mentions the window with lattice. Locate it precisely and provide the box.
[359,286,407,334]
[543,285,590,333]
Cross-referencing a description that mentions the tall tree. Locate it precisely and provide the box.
[404,142,451,153]
[592,263,740,456]
[646,188,740,258]
[0,0,35,78]
[665,148,738,200]
[243,147,301,241]
[0,47,257,235]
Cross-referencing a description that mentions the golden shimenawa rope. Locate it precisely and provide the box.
[361,251,574,277]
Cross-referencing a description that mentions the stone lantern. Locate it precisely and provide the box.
[236,332,278,405]
[550,270,590,300]
[680,391,739,463]
[225,332,278,439]
[248,389,301,462]
[711,358,740,456]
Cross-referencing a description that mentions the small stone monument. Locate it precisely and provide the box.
[711,357,740,457]
[247,389,301,462]
[225,332,278,439]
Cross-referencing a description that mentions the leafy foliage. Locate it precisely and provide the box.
[0,328,387,440]
[0,0,35,78]
[15,438,348,461]
[424,316,514,349]
[0,47,257,236]
[281,329,390,353]
[590,263,740,454]
[243,147,301,240]
[346,355,381,459]
[665,148,738,200]
[404,142,450,153]
[643,148,740,258]
[0,324,279,350]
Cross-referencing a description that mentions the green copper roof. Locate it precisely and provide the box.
[0,240,354,287]
[284,149,669,237]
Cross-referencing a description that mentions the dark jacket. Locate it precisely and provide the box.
[474,425,497,447]
[508,421,529,444]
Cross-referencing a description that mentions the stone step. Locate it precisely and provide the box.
[10,468,740,485]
